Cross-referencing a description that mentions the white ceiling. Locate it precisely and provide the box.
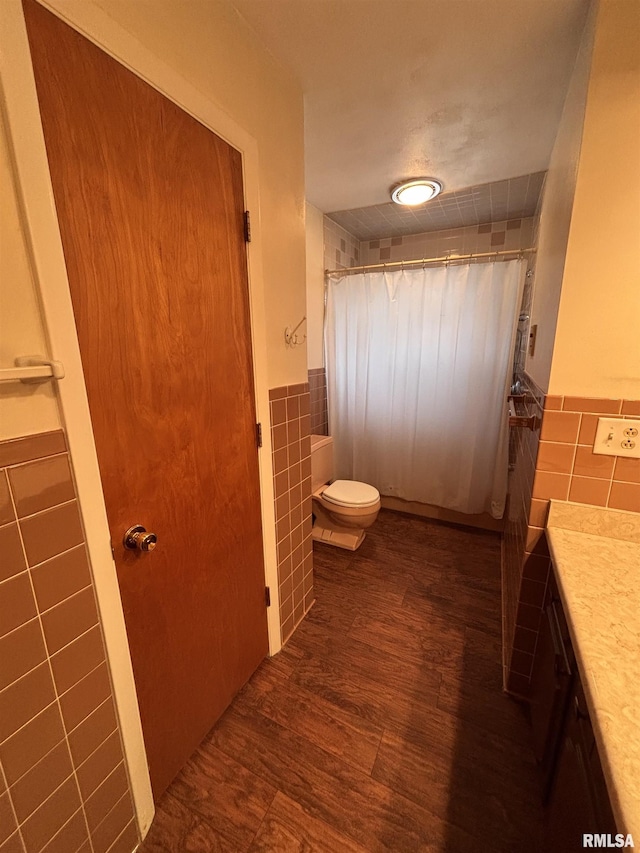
[230,0,590,214]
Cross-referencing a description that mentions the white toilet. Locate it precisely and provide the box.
[310,435,380,551]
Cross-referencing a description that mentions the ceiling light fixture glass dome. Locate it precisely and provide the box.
[391,179,443,206]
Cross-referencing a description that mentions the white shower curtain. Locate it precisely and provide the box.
[325,260,525,518]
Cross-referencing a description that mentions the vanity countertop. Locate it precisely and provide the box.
[546,501,640,839]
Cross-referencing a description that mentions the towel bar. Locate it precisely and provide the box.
[0,355,65,384]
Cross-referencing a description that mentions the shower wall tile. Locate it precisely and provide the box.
[0,430,138,853]
[504,384,640,694]
[358,217,535,267]
[308,368,328,436]
[323,218,360,272]
[502,180,545,689]
[515,178,544,373]
[269,384,314,644]
[502,372,544,693]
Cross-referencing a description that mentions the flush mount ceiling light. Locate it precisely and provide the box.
[391,179,443,206]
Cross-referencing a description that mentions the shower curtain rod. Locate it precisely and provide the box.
[325,247,536,277]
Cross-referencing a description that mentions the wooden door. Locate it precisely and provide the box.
[23,0,269,797]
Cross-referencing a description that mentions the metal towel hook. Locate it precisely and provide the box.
[284,316,306,348]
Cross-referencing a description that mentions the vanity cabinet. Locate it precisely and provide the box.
[544,679,616,851]
[529,563,618,851]
[529,571,573,796]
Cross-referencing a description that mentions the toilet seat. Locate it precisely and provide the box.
[322,479,380,509]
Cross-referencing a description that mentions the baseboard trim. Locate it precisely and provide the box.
[380,495,504,532]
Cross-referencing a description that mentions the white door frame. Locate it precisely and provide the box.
[0,0,281,838]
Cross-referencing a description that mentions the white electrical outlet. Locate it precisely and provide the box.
[593,418,640,458]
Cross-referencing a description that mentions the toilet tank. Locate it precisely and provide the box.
[310,435,334,491]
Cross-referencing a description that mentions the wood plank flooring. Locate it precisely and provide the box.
[140,510,544,852]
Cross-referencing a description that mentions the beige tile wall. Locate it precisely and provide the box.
[502,374,546,695]
[269,384,314,643]
[504,386,640,695]
[359,218,535,266]
[514,183,544,374]
[534,396,639,516]
[0,431,138,853]
[323,218,360,272]
[308,368,328,436]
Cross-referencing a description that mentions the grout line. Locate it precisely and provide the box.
[86,760,125,805]
[0,696,61,748]
[14,497,76,525]
[605,475,615,508]
[1,757,28,853]
[35,581,94,618]
[0,650,56,697]
[87,788,130,841]
[55,807,94,853]
[56,657,110,705]
[5,731,68,791]
[0,612,43,644]
[15,771,78,829]
[23,539,86,573]
[0,566,89,599]
[104,817,137,853]
[4,483,97,853]
[47,620,102,664]
[75,727,119,782]
[567,472,629,482]
[28,542,86,572]
[6,451,69,474]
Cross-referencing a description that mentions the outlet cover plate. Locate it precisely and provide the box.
[593,418,640,458]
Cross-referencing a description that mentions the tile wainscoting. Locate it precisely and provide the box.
[269,384,314,644]
[503,382,640,695]
[0,431,137,853]
[308,368,328,436]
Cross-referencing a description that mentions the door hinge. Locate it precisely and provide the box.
[265,586,271,607]
[243,210,251,243]
[256,422,262,448]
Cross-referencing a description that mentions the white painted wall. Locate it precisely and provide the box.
[525,0,596,392]
[528,0,640,401]
[0,107,61,439]
[305,202,325,370]
[548,0,640,399]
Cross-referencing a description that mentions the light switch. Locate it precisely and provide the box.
[593,418,640,459]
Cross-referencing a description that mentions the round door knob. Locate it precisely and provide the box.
[123,525,157,552]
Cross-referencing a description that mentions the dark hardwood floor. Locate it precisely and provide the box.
[140,509,544,852]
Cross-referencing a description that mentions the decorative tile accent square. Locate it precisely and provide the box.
[324,219,360,272]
